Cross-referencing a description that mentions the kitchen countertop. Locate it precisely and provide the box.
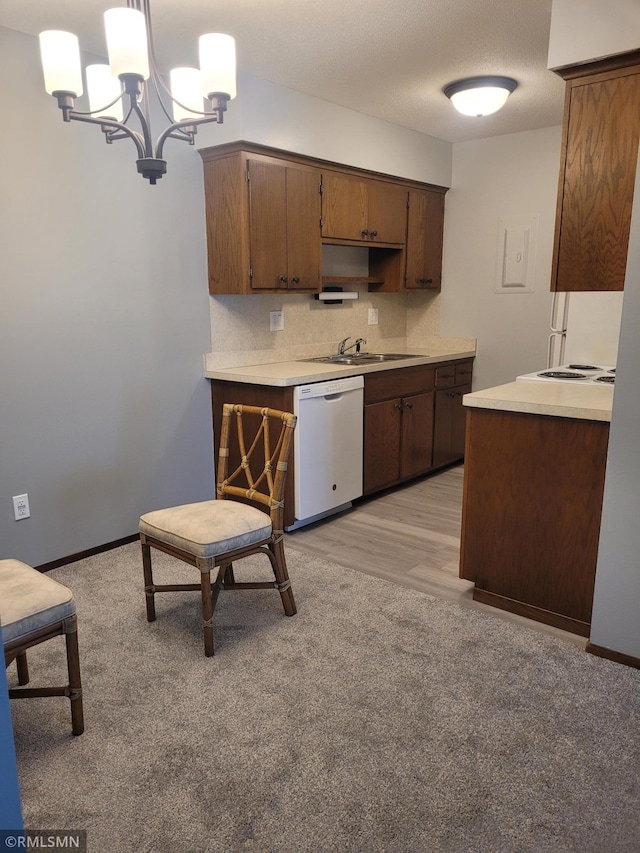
[463,381,614,422]
[204,349,476,387]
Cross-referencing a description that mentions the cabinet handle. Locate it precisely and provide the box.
[291,276,300,284]
[361,229,369,238]
[278,275,288,283]
[394,402,403,411]
[418,277,433,285]
[370,230,378,238]
[404,401,413,409]
[448,392,456,398]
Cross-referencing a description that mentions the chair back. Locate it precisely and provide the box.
[216,404,297,529]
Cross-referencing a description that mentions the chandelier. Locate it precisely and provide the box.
[38,0,236,184]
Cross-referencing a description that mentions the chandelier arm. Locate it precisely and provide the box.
[128,94,155,158]
[155,114,221,159]
[66,111,146,159]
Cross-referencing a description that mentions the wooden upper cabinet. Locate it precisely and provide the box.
[248,159,321,291]
[552,55,640,292]
[321,172,407,244]
[405,188,445,290]
[200,141,448,294]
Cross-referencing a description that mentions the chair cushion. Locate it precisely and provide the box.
[139,500,273,560]
[0,559,76,646]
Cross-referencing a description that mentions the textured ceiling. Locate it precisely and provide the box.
[0,0,566,143]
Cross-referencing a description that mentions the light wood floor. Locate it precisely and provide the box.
[287,464,587,650]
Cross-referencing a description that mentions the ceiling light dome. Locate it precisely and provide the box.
[443,75,518,117]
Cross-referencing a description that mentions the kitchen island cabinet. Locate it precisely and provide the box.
[459,382,612,636]
[552,51,640,292]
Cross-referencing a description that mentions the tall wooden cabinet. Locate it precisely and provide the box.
[552,52,640,292]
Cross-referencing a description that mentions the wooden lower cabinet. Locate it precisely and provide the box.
[432,360,473,468]
[459,407,610,636]
[363,365,436,494]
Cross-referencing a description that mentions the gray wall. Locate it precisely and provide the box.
[0,28,215,565]
[589,154,640,659]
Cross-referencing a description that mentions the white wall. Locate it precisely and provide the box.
[440,126,563,391]
[0,27,215,565]
[589,156,640,659]
[548,0,640,68]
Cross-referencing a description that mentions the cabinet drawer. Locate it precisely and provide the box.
[455,362,473,385]
[435,365,457,388]
[364,365,434,404]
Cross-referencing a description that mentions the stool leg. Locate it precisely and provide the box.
[200,568,215,657]
[141,541,156,622]
[65,628,84,736]
[16,652,29,685]
[270,540,297,617]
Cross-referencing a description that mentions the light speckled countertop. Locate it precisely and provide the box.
[463,381,614,422]
[204,348,476,387]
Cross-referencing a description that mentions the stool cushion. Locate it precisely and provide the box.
[139,500,273,560]
[0,559,76,645]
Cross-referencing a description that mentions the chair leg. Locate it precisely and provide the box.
[141,541,156,622]
[16,652,29,685]
[270,540,297,617]
[65,625,84,736]
[200,568,215,657]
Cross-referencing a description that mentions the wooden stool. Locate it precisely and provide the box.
[1,559,84,736]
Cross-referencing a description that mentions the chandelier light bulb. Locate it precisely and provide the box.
[86,65,124,121]
[104,7,150,80]
[39,31,83,96]
[170,68,205,122]
[199,33,237,100]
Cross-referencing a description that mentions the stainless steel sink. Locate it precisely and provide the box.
[298,353,428,365]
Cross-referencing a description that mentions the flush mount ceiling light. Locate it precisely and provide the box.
[443,75,518,117]
[39,0,236,184]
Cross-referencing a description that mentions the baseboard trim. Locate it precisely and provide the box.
[36,534,139,573]
[472,588,590,637]
[586,642,640,670]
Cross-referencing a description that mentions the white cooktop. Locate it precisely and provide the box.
[517,364,616,386]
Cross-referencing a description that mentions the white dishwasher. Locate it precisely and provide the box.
[289,375,364,530]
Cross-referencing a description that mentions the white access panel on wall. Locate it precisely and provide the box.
[494,214,538,293]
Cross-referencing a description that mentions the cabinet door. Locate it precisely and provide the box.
[553,69,640,292]
[248,159,289,290]
[286,166,322,291]
[248,160,321,291]
[367,181,408,244]
[400,391,434,480]
[405,189,445,290]
[364,399,401,493]
[433,384,471,468]
[321,173,368,241]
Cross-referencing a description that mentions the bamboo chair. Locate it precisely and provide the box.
[139,404,298,656]
[1,559,84,736]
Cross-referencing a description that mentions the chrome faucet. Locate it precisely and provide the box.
[338,336,367,355]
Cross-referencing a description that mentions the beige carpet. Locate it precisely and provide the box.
[8,542,640,852]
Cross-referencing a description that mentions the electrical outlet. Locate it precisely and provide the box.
[368,308,379,325]
[269,310,284,332]
[13,493,30,521]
